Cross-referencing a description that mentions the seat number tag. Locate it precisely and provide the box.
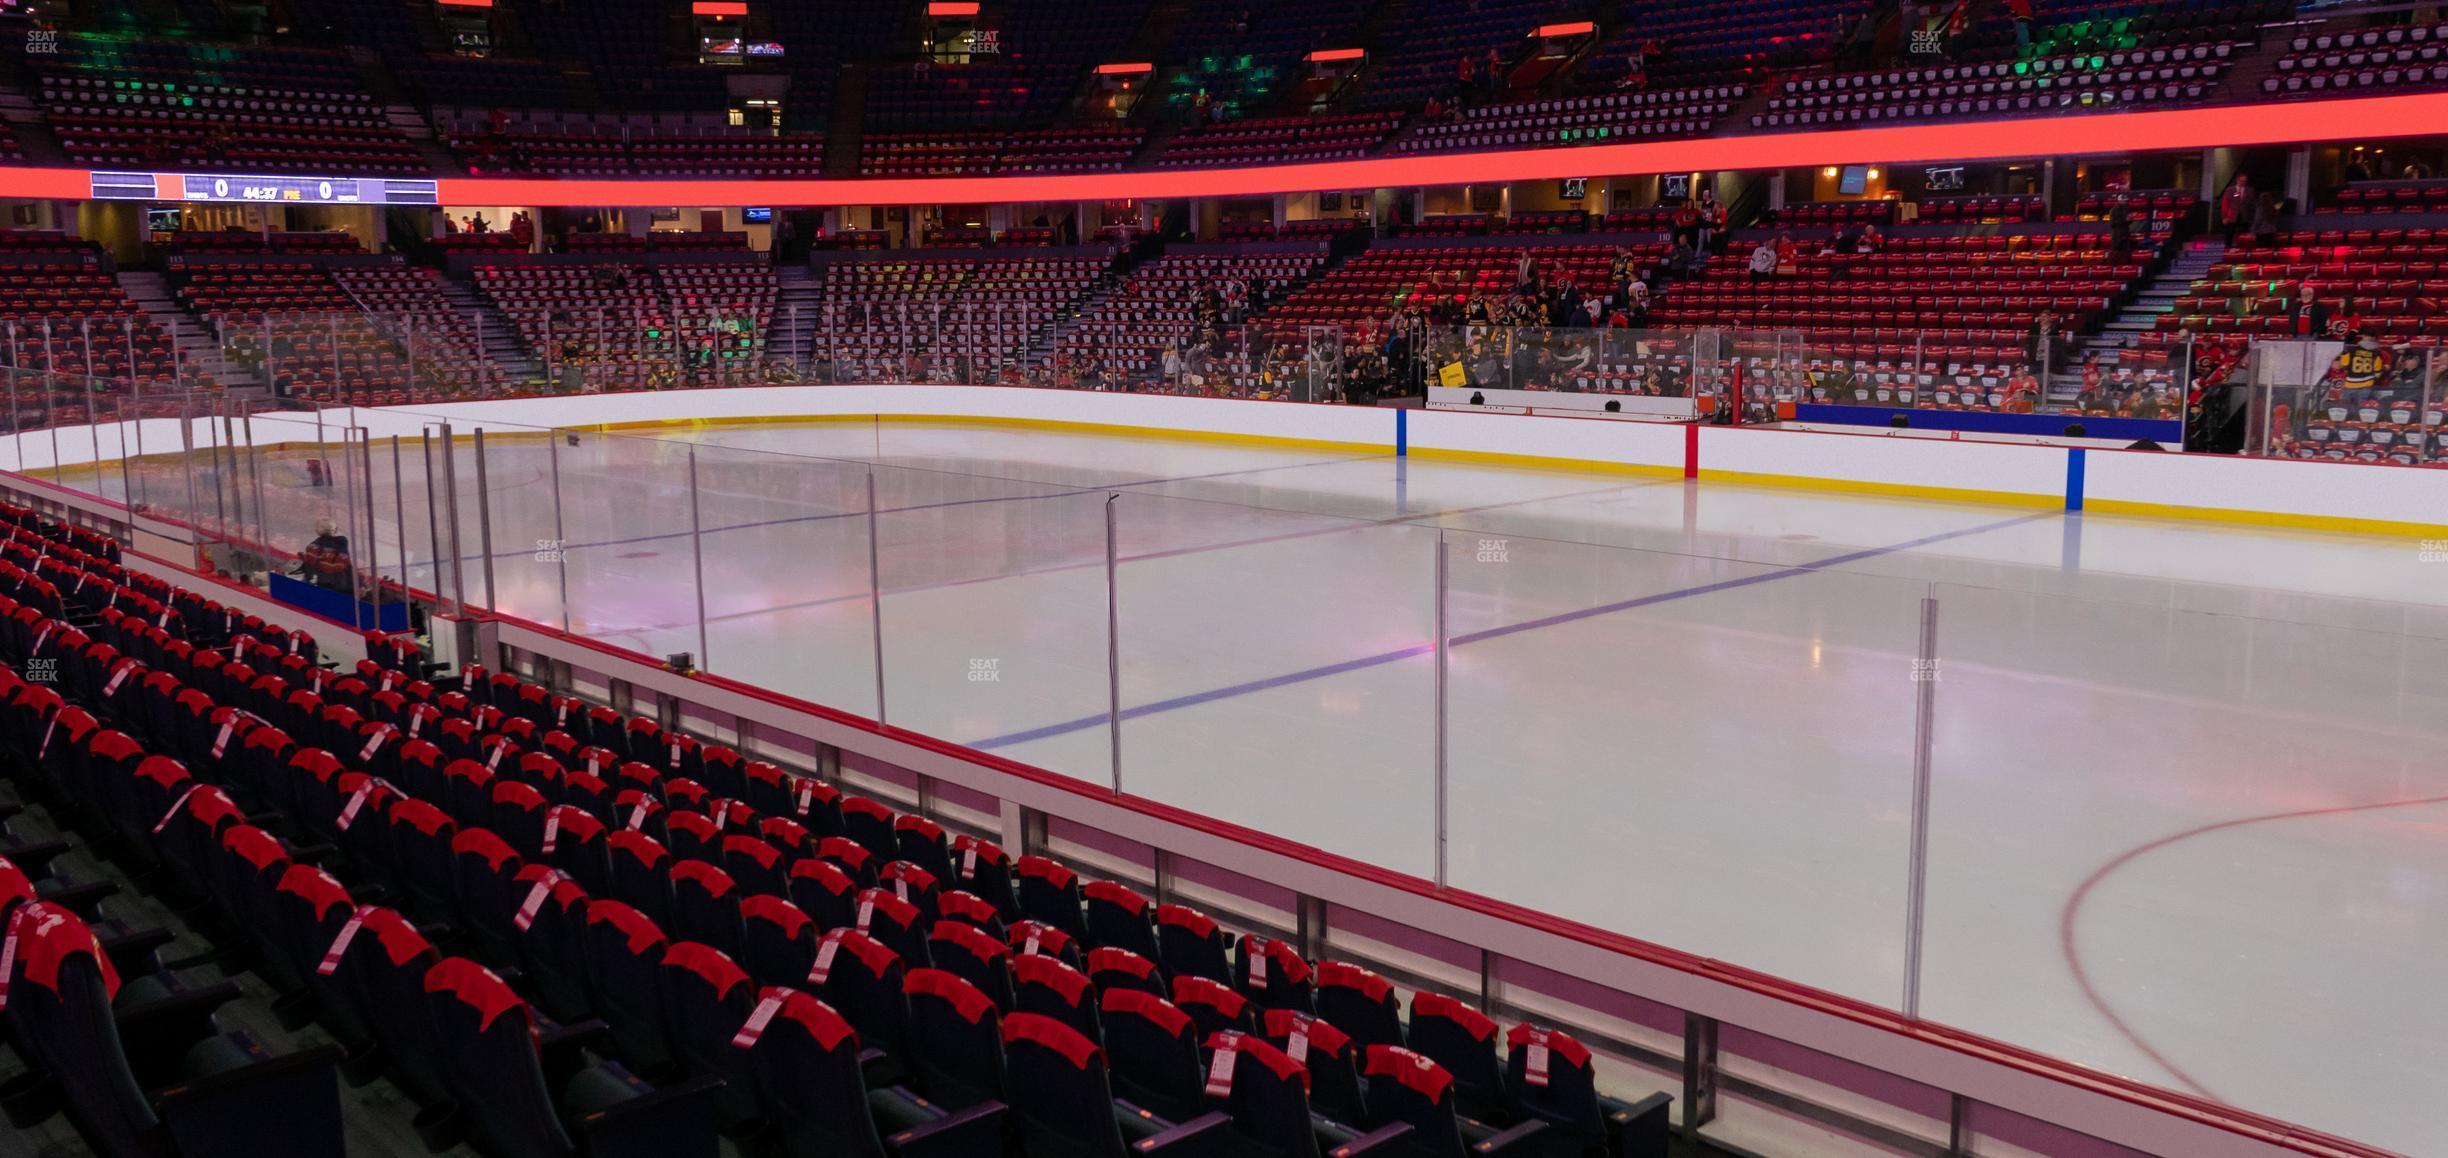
[731,992,786,1048]
[1204,1045,1239,1097]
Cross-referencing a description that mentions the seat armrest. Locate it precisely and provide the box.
[113,980,244,1075]
[535,1018,613,1088]
[1469,1117,1549,1152]
[887,1099,1007,1158]
[35,878,118,917]
[1329,1123,1415,1155]
[97,926,175,978]
[1601,1091,1674,1158]
[575,1073,722,1158]
[153,1044,346,1158]
[1,840,71,876]
[1132,1109,1234,1154]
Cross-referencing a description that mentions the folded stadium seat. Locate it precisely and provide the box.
[1012,950,1103,1047]
[269,865,366,1044]
[2,901,346,1158]
[1405,994,1503,1121]
[509,866,596,1026]
[756,816,812,860]
[780,772,843,840]
[740,987,1005,1158]
[66,726,145,847]
[1099,987,1208,1123]
[946,833,1016,919]
[455,827,531,958]
[668,860,743,960]
[656,941,763,1129]
[735,761,792,822]
[1154,903,1234,984]
[424,956,720,1158]
[334,904,457,1119]
[877,859,941,917]
[1361,1044,1547,1156]
[720,833,787,898]
[817,835,879,886]
[738,895,819,988]
[925,919,1013,1010]
[891,815,953,883]
[491,779,553,856]
[1087,945,1165,997]
[384,798,460,924]
[807,927,911,1066]
[695,746,744,799]
[1172,975,1258,1040]
[903,967,1007,1109]
[785,855,860,932]
[1016,855,1088,940]
[1316,962,1406,1052]
[624,718,666,766]
[1262,1008,1364,1123]
[158,785,250,920]
[201,822,292,966]
[1081,880,1161,961]
[932,889,1007,940]
[605,831,675,928]
[839,796,899,862]
[853,886,929,968]
[663,811,721,864]
[1201,1030,1338,1156]
[394,738,447,803]
[443,758,497,830]
[331,772,408,881]
[613,793,668,850]
[1003,1011,1232,1156]
[581,898,678,1075]
[512,749,563,794]
[1503,1024,1672,1157]
[542,806,611,895]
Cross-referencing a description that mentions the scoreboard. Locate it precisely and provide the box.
[90,171,440,206]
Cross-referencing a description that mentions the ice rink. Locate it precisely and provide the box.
[84,415,2448,1154]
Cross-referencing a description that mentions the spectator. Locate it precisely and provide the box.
[2250,192,2281,246]
[2406,159,2435,180]
[2009,0,2035,52]
[1855,224,1884,254]
[1671,200,1702,248]
[1747,236,1780,280]
[2107,197,2134,258]
[1661,235,1701,280]
[2219,173,2251,246]
[2289,283,2332,338]
[1695,186,1724,253]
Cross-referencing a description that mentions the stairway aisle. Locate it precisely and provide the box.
[437,277,544,386]
[2048,238,2226,404]
[115,271,261,394]
[774,264,824,377]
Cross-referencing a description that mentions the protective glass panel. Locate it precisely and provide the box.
[1444,532,1926,1007]
[1115,493,1440,878]
[1923,581,2448,1155]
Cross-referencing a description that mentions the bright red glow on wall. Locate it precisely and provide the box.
[927,1,980,15]
[14,92,2448,211]
[1533,21,1596,37]
[690,1,747,14]
[1095,62,1153,75]
[1306,48,1366,63]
